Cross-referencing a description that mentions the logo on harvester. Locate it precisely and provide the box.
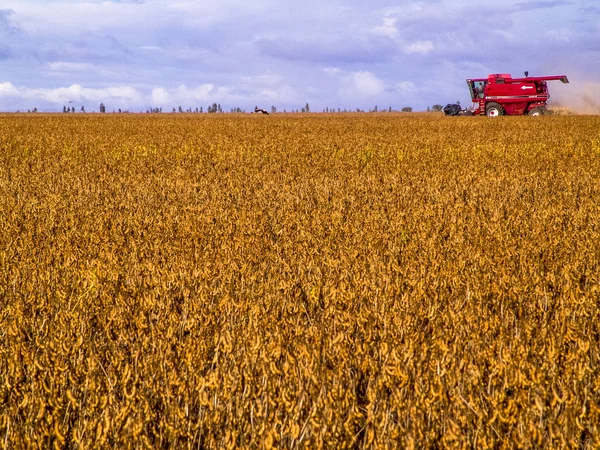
[521,86,534,90]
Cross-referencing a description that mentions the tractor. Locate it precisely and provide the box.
[444,72,569,117]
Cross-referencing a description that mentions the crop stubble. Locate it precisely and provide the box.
[1,114,600,448]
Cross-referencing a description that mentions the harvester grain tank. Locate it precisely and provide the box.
[444,72,569,116]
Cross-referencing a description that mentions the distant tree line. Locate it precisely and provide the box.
[47,102,449,114]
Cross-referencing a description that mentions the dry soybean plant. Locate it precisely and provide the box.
[1,113,599,449]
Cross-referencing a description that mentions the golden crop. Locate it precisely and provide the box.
[1,113,599,449]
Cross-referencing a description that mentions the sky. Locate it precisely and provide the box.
[0,0,598,112]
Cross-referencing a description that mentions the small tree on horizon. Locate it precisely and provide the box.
[99,103,106,113]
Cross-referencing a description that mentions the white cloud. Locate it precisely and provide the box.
[151,87,170,105]
[546,29,571,42]
[240,71,283,86]
[0,82,143,107]
[151,85,219,107]
[3,0,279,36]
[175,84,218,102]
[4,2,143,34]
[352,72,385,96]
[323,67,341,75]
[150,81,300,108]
[395,81,417,93]
[0,79,301,110]
[339,71,386,99]
[373,16,398,38]
[0,82,19,96]
[48,62,94,72]
[403,40,434,55]
[258,85,298,103]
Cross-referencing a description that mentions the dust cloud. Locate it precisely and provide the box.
[548,75,600,115]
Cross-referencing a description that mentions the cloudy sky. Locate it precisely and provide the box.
[0,0,598,112]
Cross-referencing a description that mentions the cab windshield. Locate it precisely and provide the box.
[467,80,486,101]
[473,81,486,99]
[467,81,475,101]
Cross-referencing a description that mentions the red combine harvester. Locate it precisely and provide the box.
[444,72,569,117]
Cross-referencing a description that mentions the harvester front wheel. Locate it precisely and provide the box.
[528,107,545,116]
[486,102,504,117]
